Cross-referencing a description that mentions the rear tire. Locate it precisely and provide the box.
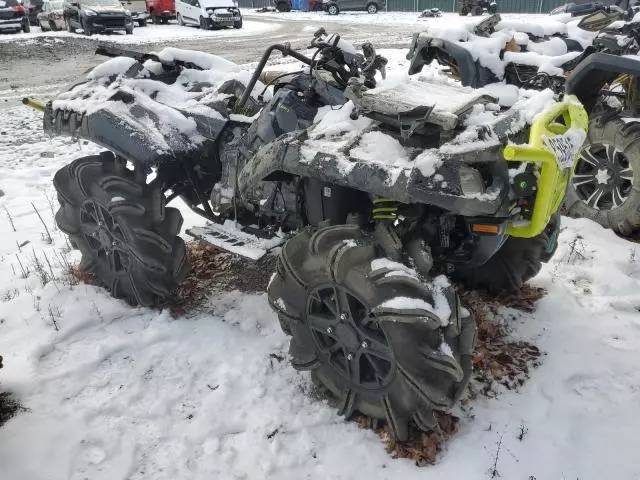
[366,2,378,13]
[453,228,553,294]
[22,19,30,33]
[327,3,339,14]
[268,226,476,440]
[53,153,190,307]
[565,111,640,235]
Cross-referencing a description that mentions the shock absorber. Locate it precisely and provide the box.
[372,197,400,221]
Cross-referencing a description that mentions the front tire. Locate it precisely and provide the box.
[366,2,378,13]
[327,3,339,14]
[138,18,147,27]
[268,226,476,440]
[199,16,209,29]
[22,19,30,33]
[565,111,640,235]
[53,153,190,307]
[453,227,554,294]
[233,18,242,28]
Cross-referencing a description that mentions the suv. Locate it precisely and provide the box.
[63,0,134,34]
[0,0,30,32]
[176,0,241,28]
[120,0,147,25]
[322,0,385,15]
[145,0,173,22]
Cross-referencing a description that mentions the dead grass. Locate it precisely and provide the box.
[0,392,25,428]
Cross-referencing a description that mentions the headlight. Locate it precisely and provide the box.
[124,9,131,15]
[84,9,97,15]
[458,166,485,197]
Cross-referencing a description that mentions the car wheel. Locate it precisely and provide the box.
[276,1,290,12]
[126,27,133,34]
[366,2,378,13]
[199,16,209,29]
[66,18,76,33]
[82,19,92,35]
[22,19,31,33]
[49,20,57,31]
[327,3,339,14]
[233,18,242,28]
[138,19,147,27]
[161,16,168,23]
[177,13,184,25]
[151,11,160,24]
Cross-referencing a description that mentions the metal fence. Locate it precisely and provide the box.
[239,0,573,12]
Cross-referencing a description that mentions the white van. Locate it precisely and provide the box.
[176,0,241,29]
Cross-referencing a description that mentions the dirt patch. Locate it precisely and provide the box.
[0,392,25,428]
[163,240,277,316]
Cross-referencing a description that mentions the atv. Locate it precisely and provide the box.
[458,0,497,16]
[29,29,587,440]
[410,8,640,234]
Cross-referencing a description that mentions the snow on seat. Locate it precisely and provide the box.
[357,80,496,131]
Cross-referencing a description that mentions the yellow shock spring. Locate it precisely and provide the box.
[372,197,399,220]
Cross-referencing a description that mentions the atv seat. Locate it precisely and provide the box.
[355,80,496,131]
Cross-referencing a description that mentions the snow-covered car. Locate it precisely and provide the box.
[37,0,65,29]
[322,0,385,15]
[120,0,147,25]
[176,0,241,28]
[63,0,134,35]
[0,0,30,32]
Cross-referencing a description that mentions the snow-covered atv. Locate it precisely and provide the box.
[31,30,587,440]
[411,9,640,234]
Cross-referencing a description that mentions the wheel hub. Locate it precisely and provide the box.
[573,143,634,210]
[80,200,131,273]
[305,284,395,391]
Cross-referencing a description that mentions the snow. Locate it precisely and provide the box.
[349,131,410,184]
[88,57,138,80]
[0,20,280,44]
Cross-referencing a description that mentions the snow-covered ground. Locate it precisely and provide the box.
[0,19,280,44]
[1,14,640,480]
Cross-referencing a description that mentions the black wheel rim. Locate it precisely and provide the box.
[305,284,395,391]
[80,200,132,274]
[573,143,634,210]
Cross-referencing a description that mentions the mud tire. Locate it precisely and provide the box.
[268,225,476,440]
[53,153,189,306]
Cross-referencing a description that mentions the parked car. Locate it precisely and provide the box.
[550,1,604,16]
[322,0,385,14]
[458,0,496,15]
[145,0,173,22]
[0,0,30,32]
[63,0,134,35]
[37,0,65,29]
[120,0,146,25]
[176,0,241,28]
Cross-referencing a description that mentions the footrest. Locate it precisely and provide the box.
[186,221,286,260]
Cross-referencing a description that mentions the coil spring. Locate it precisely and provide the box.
[372,197,399,221]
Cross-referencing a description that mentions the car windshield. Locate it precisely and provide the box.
[81,0,120,6]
